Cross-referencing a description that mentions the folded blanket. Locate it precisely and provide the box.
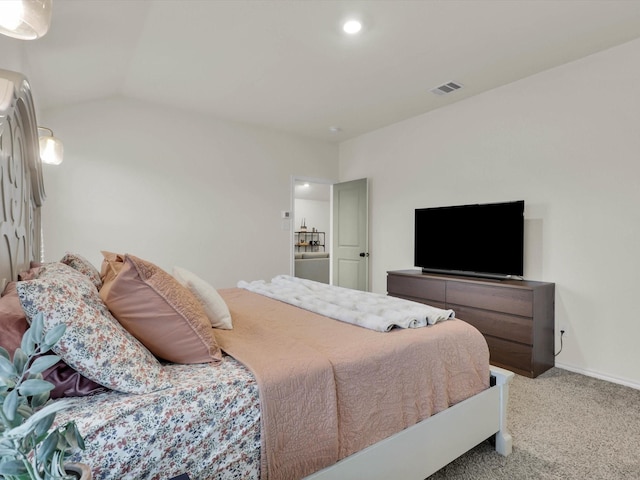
[238,275,454,332]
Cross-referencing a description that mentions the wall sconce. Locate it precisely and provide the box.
[38,127,63,165]
[0,0,52,40]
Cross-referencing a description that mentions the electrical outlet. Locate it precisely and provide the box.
[560,325,568,337]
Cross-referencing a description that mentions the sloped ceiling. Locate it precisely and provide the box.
[17,0,640,142]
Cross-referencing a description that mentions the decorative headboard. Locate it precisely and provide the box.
[0,69,46,288]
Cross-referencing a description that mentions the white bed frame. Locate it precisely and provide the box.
[305,366,513,480]
[0,68,514,480]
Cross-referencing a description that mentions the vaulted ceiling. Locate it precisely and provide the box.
[17,0,640,142]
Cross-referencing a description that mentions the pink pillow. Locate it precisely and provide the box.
[100,253,222,364]
[0,282,28,356]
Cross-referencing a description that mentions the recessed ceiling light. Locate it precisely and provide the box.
[329,126,342,133]
[342,20,362,35]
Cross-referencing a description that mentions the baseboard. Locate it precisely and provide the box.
[554,362,640,391]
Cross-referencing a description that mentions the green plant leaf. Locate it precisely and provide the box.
[20,327,36,357]
[0,377,13,390]
[0,355,16,377]
[34,412,56,438]
[64,422,85,451]
[0,445,19,456]
[36,429,59,464]
[45,449,67,479]
[30,391,50,410]
[3,388,18,421]
[4,400,71,439]
[0,346,10,361]
[13,348,28,375]
[16,403,33,420]
[42,324,66,351]
[17,379,54,397]
[32,311,45,343]
[67,422,85,450]
[0,459,29,475]
[29,355,60,375]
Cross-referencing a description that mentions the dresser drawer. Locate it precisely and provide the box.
[392,294,447,310]
[484,336,533,375]
[387,275,445,303]
[453,305,533,345]
[447,281,533,317]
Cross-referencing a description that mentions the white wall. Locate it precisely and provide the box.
[39,96,338,288]
[339,38,640,388]
[294,198,330,236]
[0,37,26,75]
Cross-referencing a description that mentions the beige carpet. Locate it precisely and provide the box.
[427,368,640,479]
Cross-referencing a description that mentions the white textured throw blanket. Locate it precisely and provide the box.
[237,275,455,332]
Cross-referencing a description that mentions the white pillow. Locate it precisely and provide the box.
[172,267,233,330]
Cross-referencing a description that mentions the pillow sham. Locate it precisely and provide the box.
[1,281,109,398]
[18,266,41,281]
[0,282,28,356]
[61,252,102,289]
[43,360,109,398]
[100,250,125,284]
[100,253,222,364]
[16,263,171,394]
[172,267,233,330]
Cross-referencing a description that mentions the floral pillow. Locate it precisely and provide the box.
[16,262,171,394]
[60,252,102,290]
[0,280,107,398]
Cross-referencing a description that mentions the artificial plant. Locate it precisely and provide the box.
[0,312,85,479]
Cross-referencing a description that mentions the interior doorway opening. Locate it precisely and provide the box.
[291,177,333,284]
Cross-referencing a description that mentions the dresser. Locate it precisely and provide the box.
[387,270,555,378]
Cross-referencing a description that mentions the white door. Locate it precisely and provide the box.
[332,178,368,291]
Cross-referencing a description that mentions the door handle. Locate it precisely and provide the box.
[359,252,370,257]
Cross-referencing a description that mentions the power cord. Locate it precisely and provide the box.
[554,329,565,356]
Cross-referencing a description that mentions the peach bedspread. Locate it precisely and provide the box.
[216,288,490,480]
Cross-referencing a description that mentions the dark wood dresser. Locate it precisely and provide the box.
[387,270,555,378]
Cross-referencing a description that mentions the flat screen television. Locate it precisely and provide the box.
[414,200,524,279]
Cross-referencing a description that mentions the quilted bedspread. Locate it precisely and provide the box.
[215,288,490,480]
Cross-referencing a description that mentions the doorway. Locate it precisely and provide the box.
[291,177,369,291]
[292,178,332,284]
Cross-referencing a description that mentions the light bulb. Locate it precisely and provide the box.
[39,135,63,165]
[343,20,362,35]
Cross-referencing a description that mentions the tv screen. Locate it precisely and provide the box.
[414,200,524,279]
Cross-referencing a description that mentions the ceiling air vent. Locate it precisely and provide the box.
[430,81,463,96]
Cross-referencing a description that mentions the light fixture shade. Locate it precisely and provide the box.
[0,0,52,40]
[39,131,63,165]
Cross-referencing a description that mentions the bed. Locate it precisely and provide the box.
[0,68,513,480]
